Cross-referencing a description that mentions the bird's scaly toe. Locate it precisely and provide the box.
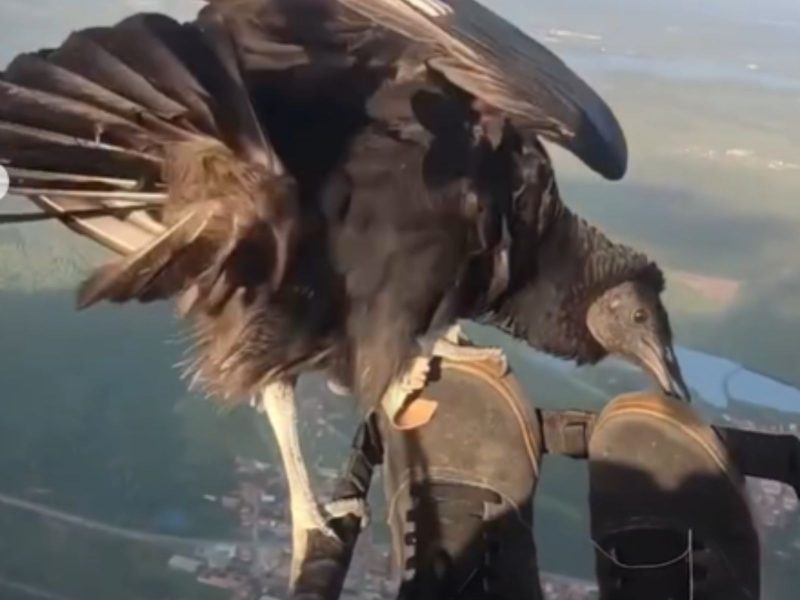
[482,347,509,378]
[324,497,371,529]
[326,378,351,397]
[403,356,432,392]
[382,357,434,428]
[292,499,339,539]
[432,340,509,378]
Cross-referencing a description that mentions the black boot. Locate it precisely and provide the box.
[588,392,760,600]
[378,356,545,600]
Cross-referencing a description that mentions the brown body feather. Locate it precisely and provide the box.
[1,4,644,409]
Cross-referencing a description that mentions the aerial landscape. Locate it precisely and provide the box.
[0,0,799,599]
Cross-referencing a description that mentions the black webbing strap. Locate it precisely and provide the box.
[537,408,598,459]
[718,426,800,498]
[535,408,800,501]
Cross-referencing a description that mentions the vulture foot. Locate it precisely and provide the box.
[326,378,352,397]
[324,496,371,529]
[432,339,509,378]
[382,356,434,426]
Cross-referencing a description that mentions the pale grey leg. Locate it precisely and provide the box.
[259,381,368,589]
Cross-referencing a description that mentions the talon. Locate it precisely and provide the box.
[288,501,339,589]
[382,356,434,426]
[292,501,339,539]
[292,498,369,541]
[403,356,431,391]
[483,347,509,377]
[317,521,338,540]
[443,323,469,345]
[327,378,351,397]
[325,497,370,529]
[432,340,508,378]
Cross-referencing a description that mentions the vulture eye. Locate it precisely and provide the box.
[632,308,648,324]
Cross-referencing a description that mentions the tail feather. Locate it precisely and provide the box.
[0,12,298,311]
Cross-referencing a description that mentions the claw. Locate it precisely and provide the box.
[443,323,469,345]
[327,378,351,397]
[325,497,371,529]
[291,497,370,540]
[286,496,370,591]
[291,499,339,539]
[403,356,432,391]
[382,356,433,424]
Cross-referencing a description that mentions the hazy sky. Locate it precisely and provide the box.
[1,0,201,63]
[3,0,800,66]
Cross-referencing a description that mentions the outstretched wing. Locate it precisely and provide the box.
[201,0,626,179]
[0,13,297,310]
[337,0,627,179]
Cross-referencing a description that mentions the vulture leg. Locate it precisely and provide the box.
[382,356,436,424]
[259,381,369,588]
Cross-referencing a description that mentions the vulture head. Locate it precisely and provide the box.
[586,279,690,401]
[488,135,690,401]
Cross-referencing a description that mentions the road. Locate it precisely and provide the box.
[0,491,243,550]
[0,575,74,600]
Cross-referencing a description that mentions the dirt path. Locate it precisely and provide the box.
[0,491,243,550]
[0,575,74,600]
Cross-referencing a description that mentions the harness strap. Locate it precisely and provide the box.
[537,408,598,459]
[718,426,800,498]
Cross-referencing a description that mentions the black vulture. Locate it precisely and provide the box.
[0,0,687,582]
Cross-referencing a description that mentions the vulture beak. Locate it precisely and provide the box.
[638,338,691,402]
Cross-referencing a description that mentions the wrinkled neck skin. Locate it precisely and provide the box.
[491,205,610,364]
[486,137,660,364]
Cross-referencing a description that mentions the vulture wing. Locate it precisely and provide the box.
[336,0,627,179]
[201,0,626,179]
[0,13,297,310]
